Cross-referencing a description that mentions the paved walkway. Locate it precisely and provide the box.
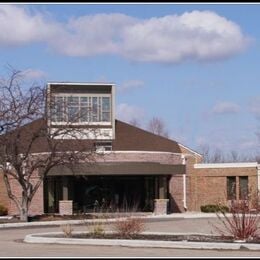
[1,217,260,257]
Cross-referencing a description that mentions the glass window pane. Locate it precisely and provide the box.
[102,112,110,122]
[80,107,89,122]
[92,97,98,122]
[80,97,88,106]
[52,97,64,122]
[102,97,110,111]
[101,97,110,122]
[67,96,79,106]
[239,176,248,200]
[98,97,102,121]
[227,176,236,200]
[68,107,79,122]
[56,111,64,122]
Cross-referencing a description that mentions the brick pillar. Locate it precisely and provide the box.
[62,176,69,200]
[154,199,169,215]
[59,200,73,215]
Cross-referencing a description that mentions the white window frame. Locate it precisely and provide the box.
[50,93,112,125]
[95,141,113,152]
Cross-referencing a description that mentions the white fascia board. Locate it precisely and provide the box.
[111,151,182,155]
[47,82,115,86]
[178,143,202,157]
[29,150,183,156]
[194,162,258,169]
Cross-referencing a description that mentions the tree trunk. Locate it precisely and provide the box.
[20,199,29,222]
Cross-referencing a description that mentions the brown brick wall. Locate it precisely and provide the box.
[7,171,44,216]
[178,144,203,164]
[0,174,9,210]
[189,167,258,211]
[169,175,185,212]
[101,151,182,165]
[1,147,258,216]
[185,158,197,210]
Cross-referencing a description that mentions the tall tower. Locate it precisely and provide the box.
[46,82,115,140]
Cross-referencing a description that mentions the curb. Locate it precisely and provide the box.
[0,217,125,229]
[24,231,260,251]
[0,213,230,229]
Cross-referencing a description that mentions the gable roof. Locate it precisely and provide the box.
[0,118,181,154]
[113,120,181,153]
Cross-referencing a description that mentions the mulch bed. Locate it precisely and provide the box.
[28,214,96,222]
[47,233,260,243]
[0,213,133,223]
[71,233,235,242]
[0,214,100,223]
[0,212,149,223]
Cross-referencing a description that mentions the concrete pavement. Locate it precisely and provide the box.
[1,218,260,257]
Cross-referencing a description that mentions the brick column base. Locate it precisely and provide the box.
[59,200,73,215]
[154,199,169,215]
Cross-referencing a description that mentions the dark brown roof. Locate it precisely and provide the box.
[113,120,181,153]
[1,118,181,154]
[47,162,185,176]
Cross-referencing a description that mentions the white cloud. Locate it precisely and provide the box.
[116,103,145,123]
[211,101,240,115]
[0,6,251,63]
[21,69,47,79]
[118,80,144,92]
[52,13,136,57]
[121,11,250,63]
[0,5,60,46]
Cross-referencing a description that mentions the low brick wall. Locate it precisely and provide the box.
[59,200,73,215]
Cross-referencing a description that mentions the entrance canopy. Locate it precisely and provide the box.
[46,162,185,176]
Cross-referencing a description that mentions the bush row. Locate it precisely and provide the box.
[200,204,229,213]
[0,205,8,216]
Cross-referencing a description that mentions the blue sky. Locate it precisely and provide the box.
[0,3,259,157]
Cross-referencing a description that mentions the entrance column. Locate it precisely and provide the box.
[154,176,169,215]
[159,176,167,199]
[59,176,73,215]
[62,176,69,200]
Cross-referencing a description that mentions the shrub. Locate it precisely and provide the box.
[213,199,260,240]
[201,204,229,213]
[0,205,8,216]
[91,223,105,236]
[60,224,73,238]
[113,217,145,238]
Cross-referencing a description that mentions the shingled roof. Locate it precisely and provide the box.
[1,118,181,154]
[113,120,181,153]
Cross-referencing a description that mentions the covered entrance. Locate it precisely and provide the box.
[44,175,169,213]
[43,161,184,214]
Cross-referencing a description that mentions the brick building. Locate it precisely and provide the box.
[0,82,259,216]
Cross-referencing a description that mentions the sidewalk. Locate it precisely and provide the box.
[0,212,223,229]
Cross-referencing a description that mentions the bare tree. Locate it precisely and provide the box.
[210,148,224,163]
[229,150,240,162]
[0,68,95,221]
[147,116,169,138]
[198,144,211,163]
[198,143,259,163]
